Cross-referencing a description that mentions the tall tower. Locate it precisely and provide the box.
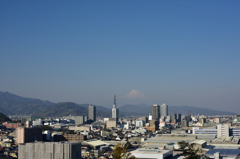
[112,95,119,122]
[160,103,168,117]
[151,104,160,120]
[88,104,96,121]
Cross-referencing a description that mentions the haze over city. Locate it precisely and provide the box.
[1,1,240,112]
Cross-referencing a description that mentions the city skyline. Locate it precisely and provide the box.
[1,1,240,112]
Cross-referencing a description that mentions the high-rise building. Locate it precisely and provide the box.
[88,104,96,121]
[181,120,189,127]
[217,124,230,137]
[112,95,119,122]
[151,104,160,120]
[176,114,182,122]
[160,103,168,117]
[17,127,42,144]
[21,116,32,126]
[170,115,176,123]
[18,142,81,159]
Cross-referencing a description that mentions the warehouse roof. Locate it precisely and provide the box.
[205,149,240,158]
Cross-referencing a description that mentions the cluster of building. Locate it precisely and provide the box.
[0,96,240,159]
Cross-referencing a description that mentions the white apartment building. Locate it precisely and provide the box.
[217,124,230,137]
[136,119,145,128]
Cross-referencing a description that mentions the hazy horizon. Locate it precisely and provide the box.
[0,90,237,114]
[1,1,240,112]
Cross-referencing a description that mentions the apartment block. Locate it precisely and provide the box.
[18,142,81,159]
[17,127,42,144]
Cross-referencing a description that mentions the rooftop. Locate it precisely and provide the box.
[206,149,240,157]
[190,140,206,145]
[131,149,172,155]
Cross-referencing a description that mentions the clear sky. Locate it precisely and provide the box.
[1,1,240,112]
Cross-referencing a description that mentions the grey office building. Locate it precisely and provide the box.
[160,103,168,117]
[176,114,182,122]
[21,116,32,126]
[151,104,160,120]
[88,104,96,121]
[18,142,81,159]
[64,116,85,125]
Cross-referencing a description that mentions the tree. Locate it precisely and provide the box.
[200,154,209,159]
[113,142,136,159]
[68,130,75,134]
[183,143,203,159]
[177,141,189,149]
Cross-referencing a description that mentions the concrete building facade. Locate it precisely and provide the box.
[230,128,240,137]
[192,127,217,135]
[68,126,91,132]
[160,103,168,117]
[64,116,85,125]
[17,127,42,144]
[192,126,240,138]
[151,104,160,120]
[176,114,182,122]
[136,119,145,128]
[170,115,176,124]
[18,142,81,159]
[88,105,96,121]
[199,118,206,125]
[106,120,117,129]
[217,124,230,137]
[21,116,32,126]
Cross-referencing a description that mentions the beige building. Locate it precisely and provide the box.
[217,124,230,137]
[199,117,206,124]
[17,127,42,144]
[215,118,221,123]
[63,134,85,142]
[68,126,91,132]
[106,120,117,128]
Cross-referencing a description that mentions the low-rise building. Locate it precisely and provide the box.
[64,116,85,125]
[192,127,217,136]
[107,120,117,129]
[68,126,91,132]
[131,149,173,159]
[205,149,240,159]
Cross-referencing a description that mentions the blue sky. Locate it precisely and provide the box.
[1,1,240,112]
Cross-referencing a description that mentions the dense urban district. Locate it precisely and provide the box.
[0,92,240,159]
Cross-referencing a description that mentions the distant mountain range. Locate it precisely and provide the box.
[0,91,236,117]
[0,91,112,117]
[119,104,236,116]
